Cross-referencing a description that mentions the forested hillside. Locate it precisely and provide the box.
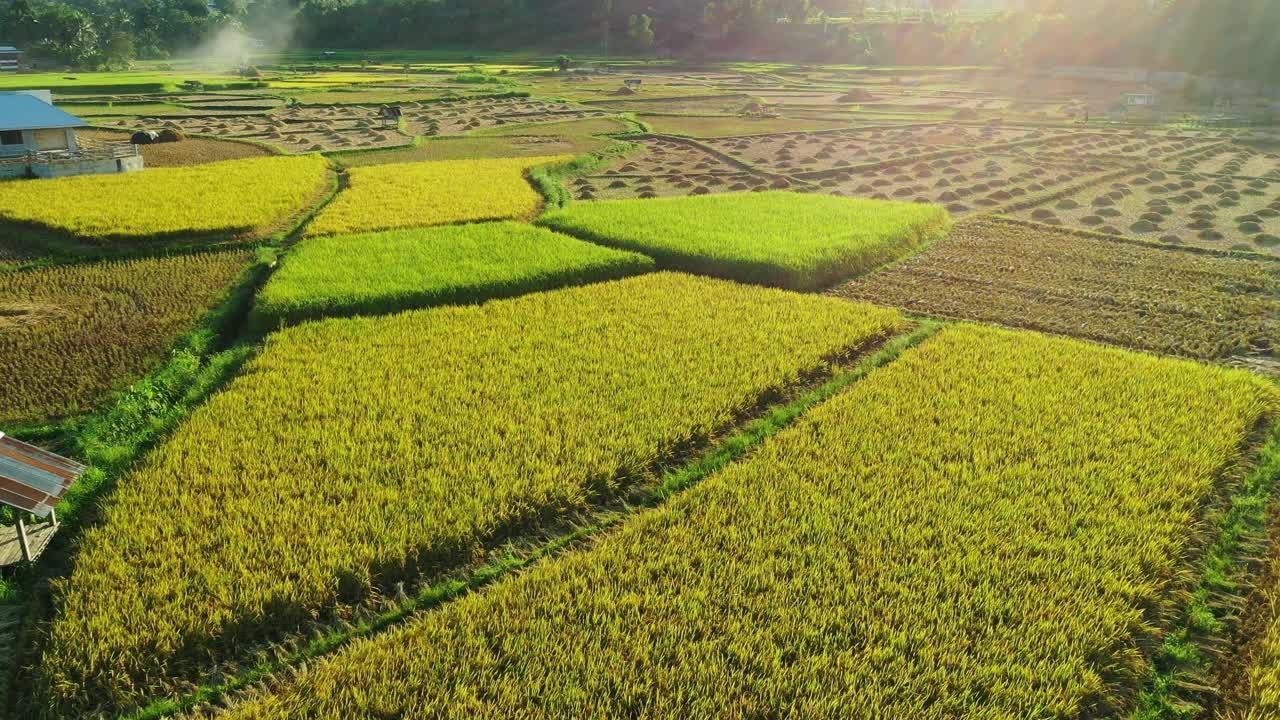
[1,0,1278,80]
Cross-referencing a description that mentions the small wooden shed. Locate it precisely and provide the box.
[0,432,85,566]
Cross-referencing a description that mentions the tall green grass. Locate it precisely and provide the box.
[538,192,950,290]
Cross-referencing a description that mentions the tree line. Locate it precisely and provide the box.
[1,0,1278,83]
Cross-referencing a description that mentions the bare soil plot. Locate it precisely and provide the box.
[1010,170,1280,256]
[834,216,1279,361]
[796,153,1106,217]
[77,128,277,166]
[571,137,778,200]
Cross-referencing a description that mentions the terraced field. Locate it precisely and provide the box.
[540,192,949,289]
[216,325,1278,720]
[10,63,1280,720]
[836,217,1279,360]
[307,156,565,236]
[38,274,904,714]
[796,151,1108,216]
[0,251,253,423]
[1011,170,1280,254]
[0,155,331,243]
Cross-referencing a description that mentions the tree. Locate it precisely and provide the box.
[101,30,135,69]
[36,3,100,67]
[598,0,614,56]
[627,13,655,50]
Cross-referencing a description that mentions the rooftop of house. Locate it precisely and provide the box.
[0,92,88,133]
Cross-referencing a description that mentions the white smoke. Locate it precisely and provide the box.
[178,10,296,69]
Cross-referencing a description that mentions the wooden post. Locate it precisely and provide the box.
[15,515,31,563]
[50,508,58,529]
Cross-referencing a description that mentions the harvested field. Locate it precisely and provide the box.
[637,114,854,137]
[1009,170,1280,255]
[37,273,905,714]
[404,97,614,136]
[834,217,1280,360]
[126,107,415,153]
[1029,130,1221,164]
[216,324,1277,720]
[539,192,950,290]
[701,124,1056,174]
[337,134,608,166]
[795,152,1107,216]
[569,137,775,200]
[1180,143,1280,179]
[583,95,752,114]
[76,128,277,166]
[0,251,252,423]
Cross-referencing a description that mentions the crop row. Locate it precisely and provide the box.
[220,324,1277,719]
[305,155,568,237]
[0,155,331,242]
[0,250,253,423]
[836,217,1279,360]
[36,272,905,714]
[538,192,951,290]
[249,222,653,331]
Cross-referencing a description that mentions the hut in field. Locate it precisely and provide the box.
[0,432,86,566]
[0,90,85,156]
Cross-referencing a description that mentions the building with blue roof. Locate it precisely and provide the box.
[0,91,88,157]
[0,91,142,178]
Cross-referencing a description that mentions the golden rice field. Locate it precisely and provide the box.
[305,156,568,236]
[219,324,1278,720]
[36,273,905,713]
[0,251,253,422]
[0,155,331,242]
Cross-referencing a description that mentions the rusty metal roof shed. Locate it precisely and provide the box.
[0,432,85,519]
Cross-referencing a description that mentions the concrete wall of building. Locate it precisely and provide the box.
[0,154,144,180]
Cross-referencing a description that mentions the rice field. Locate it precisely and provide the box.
[217,324,1278,719]
[538,192,950,290]
[835,216,1280,360]
[12,64,1280,720]
[0,155,330,242]
[306,156,567,236]
[36,273,904,713]
[0,251,253,423]
[250,222,654,330]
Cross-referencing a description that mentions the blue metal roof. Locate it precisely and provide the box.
[0,92,88,133]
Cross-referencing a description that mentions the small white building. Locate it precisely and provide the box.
[0,91,142,179]
[1124,90,1158,107]
[0,91,86,156]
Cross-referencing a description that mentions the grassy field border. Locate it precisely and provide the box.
[528,140,639,210]
[1132,416,1280,719]
[115,320,944,720]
